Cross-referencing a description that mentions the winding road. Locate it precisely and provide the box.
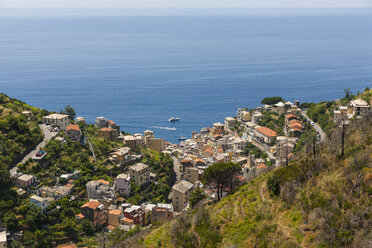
[302,111,327,144]
[172,156,181,182]
[20,124,57,164]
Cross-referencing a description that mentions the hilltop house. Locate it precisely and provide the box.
[43,113,70,130]
[348,99,370,116]
[65,124,82,141]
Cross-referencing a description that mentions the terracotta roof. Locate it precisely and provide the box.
[193,158,205,163]
[97,179,110,185]
[57,244,77,248]
[203,147,214,154]
[66,124,80,131]
[75,213,85,219]
[285,114,299,119]
[291,127,303,132]
[257,163,267,169]
[122,217,134,223]
[289,119,302,124]
[108,120,115,125]
[81,201,101,209]
[289,122,302,129]
[109,209,122,216]
[255,126,277,137]
[181,158,193,164]
[107,225,116,230]
[100,127,114,132]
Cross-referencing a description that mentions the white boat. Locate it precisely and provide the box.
[168,117,180,122]
[178,136,187,140]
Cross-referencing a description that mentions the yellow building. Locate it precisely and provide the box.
[185,167,199,183]
[107,209,122,227]
[128,163,150,186]
[172,180,193,212]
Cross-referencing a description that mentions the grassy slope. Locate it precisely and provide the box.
[131,113,372,248]
[0,93,44,171]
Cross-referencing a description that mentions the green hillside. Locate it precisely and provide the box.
[0,93,45,180]
[124,112,372,248]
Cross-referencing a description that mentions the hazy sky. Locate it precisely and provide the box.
[1,0,371,8]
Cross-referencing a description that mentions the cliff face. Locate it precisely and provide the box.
[125,112,372,248]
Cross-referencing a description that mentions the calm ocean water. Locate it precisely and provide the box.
[1,12,372,143]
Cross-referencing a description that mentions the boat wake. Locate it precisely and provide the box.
[151,126,177,131]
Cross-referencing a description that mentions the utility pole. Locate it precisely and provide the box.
[313,135,316,159]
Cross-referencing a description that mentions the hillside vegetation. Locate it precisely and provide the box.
[0,93,45,212]
[0,93,45,177]
[121,112,372,248]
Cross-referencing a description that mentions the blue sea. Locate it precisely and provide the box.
[1,10,372,143]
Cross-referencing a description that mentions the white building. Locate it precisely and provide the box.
[42,113,70,130]
[349,99,370,116]
[30,195,49,213]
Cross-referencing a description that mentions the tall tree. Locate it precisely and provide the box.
[203,162,241,201]
[60,104,76,120]
[344,88,351,100]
